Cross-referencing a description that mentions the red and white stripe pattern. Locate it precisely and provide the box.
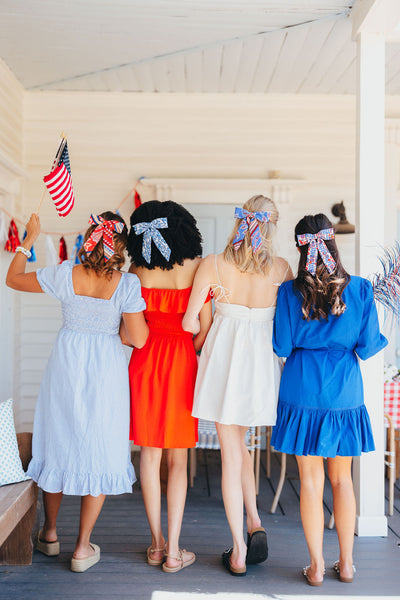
[43,141,74,217]
[43,163,74,217]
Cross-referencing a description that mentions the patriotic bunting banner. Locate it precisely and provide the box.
[43,139,75,217]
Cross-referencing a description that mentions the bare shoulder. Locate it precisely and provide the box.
[198,253,217,272]
[274,256,293,280]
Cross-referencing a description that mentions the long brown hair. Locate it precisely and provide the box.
[78,211,127,279]
[294,214,350,320]
[223,195,279,275]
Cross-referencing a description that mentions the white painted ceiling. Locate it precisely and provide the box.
[1,0,399,94]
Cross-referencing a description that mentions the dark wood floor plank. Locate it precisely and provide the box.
[1,449,399,600]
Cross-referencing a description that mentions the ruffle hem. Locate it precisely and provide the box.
[27,459,136,496]
[270,401,375,457]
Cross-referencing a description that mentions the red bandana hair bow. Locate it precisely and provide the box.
[83,214,125,262]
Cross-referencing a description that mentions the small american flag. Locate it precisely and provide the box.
[43,140,75,217]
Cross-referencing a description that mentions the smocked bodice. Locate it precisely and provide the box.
[142,286,193,337]
[62,295,121,335]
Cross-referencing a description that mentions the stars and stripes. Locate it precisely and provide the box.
[43,140,75,217]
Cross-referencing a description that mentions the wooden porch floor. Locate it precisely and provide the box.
[1,450,399,600]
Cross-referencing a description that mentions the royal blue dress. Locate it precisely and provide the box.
[270,276,387,457]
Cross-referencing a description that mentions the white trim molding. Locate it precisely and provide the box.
[139,177,305,206]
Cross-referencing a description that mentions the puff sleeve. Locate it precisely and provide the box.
[273,283,294,358]
[36,261,71,301]
[121,273,146,313]
[354,279,388,360]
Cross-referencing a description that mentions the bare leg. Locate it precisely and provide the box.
[327,456,355,580]
[216,423,247,570]
[239,427,262,533]
[164,448,193,568]
[140,446,165,560]
[73,494,105,558]
[296,455,325,583]
[41,491,63,541]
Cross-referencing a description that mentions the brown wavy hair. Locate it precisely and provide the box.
[294,214,350,320]
[78,211,127,279]
[223,195,279,275]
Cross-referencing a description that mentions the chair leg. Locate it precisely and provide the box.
[270,453,286,513]
[266,426,271,479]
[249,431,255,470]
[189,447,196,488]
[385,413,395,516]
[255,426,261,495]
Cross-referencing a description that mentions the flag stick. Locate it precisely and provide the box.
[36,188,47,213]
[37,132,67,214]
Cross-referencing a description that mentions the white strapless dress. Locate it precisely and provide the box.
[192,301,283,426]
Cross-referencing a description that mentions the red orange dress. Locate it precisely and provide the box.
[129,287,200,448]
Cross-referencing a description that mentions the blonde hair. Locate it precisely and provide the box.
[223,195,279,275]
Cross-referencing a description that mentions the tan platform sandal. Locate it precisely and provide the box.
[70,543,100,573]
[36,529,60,556]
[147,545,165,566]
[162,548,196,573]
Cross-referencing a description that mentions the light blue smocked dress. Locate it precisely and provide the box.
[27,260,145,496]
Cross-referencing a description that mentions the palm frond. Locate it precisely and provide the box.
[371,243,400,321]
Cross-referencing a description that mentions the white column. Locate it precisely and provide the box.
[354,31,387,537]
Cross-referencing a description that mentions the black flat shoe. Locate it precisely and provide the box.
[222,548,246,576]
[246,527,268,564]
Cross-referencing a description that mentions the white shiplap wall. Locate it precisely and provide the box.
[0,58,24,426]
[8,91,400,429]
[0,58,24,162]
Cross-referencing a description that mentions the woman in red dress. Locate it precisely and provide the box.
[123,201,212,573]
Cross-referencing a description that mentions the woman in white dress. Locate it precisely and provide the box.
[183,195,292,576]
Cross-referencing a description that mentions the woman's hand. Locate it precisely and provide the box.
[5,213,43,292]
[24,213,41,247]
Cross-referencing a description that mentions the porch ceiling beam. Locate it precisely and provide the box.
[352,0,400,42]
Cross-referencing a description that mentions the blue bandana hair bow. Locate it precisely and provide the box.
[232,208,271,253]
[297,228,336,276]
[133,217,171,264]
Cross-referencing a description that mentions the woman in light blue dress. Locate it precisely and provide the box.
[6,212,149,572]
[271,214,387,586]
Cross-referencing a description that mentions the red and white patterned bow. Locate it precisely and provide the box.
[297,228,336,276]
[83,214,125,262]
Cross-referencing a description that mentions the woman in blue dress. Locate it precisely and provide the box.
[271,213,387,587]
[6,212,149,572]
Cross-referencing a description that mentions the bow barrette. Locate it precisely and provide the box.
[232,208,271,253]
[297,228,336,276]
[83,214,125,262]
[133,217,171,264]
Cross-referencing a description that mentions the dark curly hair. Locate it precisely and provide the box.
[78,211,127,279]
[294,213,350,321]
[127,201,203,270]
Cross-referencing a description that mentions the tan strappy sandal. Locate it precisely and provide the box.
[146,545,165,566]
[162,548,196,573]
[333,560,356,583]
